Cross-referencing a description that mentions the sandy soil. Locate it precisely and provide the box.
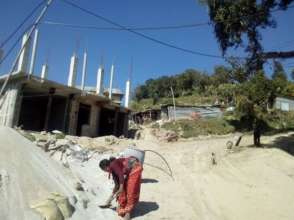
[131,129,294,220]
[1,126,294,220]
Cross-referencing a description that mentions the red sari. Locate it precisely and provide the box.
[109,157,143,217]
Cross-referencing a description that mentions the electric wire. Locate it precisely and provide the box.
[42,20,210,31]
[61,0,223,59]
[0,0,54,97]
[0,25,33,66]
[0,0,46,49]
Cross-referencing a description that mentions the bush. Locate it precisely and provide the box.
[162,118,235,138]
[264,110,294,132]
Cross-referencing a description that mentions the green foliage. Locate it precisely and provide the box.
[130,95,217,112]
[265,110,294,132]
[205,0,294,72]
[162,118,235,138]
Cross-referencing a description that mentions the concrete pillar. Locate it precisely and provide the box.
[41,63,48,81]
[6,84,20,127]
[12,84,24,127]
[67,54,78,87]
[43,88,55,131]
[109,64,114,99]
[68,98,79,135]
[96,65,104,95]
[29,29,39,75]
[124,80,130,108]
[89,105,100,137]
[62,96,71,132]
[17,33,31,73]
[81,51,87,91]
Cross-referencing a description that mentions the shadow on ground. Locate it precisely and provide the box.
[132,201,159,218]
[265,134,294,156]
[141,178,159,184]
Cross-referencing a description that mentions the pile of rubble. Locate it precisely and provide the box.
[152,129,178,142]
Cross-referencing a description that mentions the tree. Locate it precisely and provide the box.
[272,60,287,81]
[272,60,288,96]
[204,0,294,145]
[217,83,237,105]
[204,0,294,72]
[235,71,273,146]
[134,85,149,101]
[212,65,232,85]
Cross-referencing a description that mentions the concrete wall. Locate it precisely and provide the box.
[165,106,222,120]
[275,97,294,111]
[0,82,21,127]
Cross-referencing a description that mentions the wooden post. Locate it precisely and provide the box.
[170,86,176,121]
[44,88,55,131]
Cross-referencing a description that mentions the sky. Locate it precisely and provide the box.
[0,0,294,94]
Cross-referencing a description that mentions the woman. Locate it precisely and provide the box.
[99,156,143,220]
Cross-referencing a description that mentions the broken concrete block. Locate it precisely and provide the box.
[82,199,90,209]
[68,195,78,206]
[31,199,64,220]
[52,130,63,134]
[75,182,84,191]
[49,193,75,219]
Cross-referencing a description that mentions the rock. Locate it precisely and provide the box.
[104,136,118,145]
[162,131,178,142]
[134,130,141,140]
[49,193,75,218]
[40,131,47,135]
[82,198,90,209]
[31,193,75,220]
[226,141,233,149]
[52,130,63,134]
[31,199,64,220]
[211,152,217,165]
[75,182,84,191]
[68,196,78,205]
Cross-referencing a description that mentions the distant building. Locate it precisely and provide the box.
[103,88,124,105]
[161,104,222,120]
[275,97,294,111]
[82,86,124,105]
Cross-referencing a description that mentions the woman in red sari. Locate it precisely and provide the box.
[99,156,143,220]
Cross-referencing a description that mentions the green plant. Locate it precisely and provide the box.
[162,118,235,138]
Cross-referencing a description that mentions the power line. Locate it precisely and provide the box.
[42,20,210,31]
[61,0,223,59]
[52,2,294,32]
[0,0,46,49]
[0,0,54,97]
[0,25,33,66]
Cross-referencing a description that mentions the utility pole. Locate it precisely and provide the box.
[0,0,54,97]
[170,86,176,121]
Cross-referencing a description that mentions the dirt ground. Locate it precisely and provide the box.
[128,128,294,220]
[1,126,294,220]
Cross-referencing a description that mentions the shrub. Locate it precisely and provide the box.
[162,118,235,138]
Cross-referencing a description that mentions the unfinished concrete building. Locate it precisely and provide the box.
[0,73,130,137]
[0,31,130,137]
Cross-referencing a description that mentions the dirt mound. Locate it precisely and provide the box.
[0,127,116,220]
